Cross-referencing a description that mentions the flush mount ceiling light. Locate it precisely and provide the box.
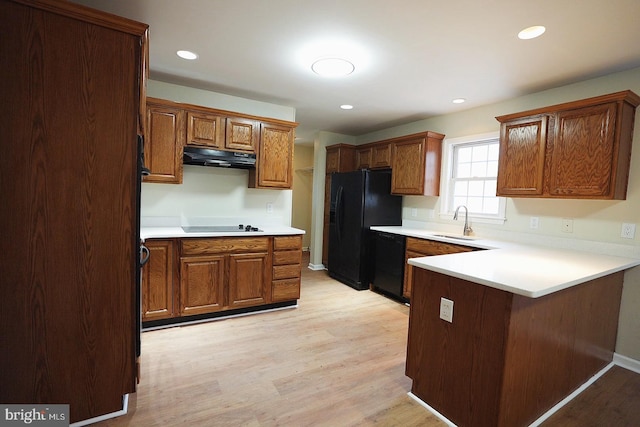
[518,26,546,40]
[311,57,355,77]
[340,104,354,110]
[452,98,466,104]
[177,50,198,60]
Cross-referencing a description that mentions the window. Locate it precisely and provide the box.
[440,132,506,224]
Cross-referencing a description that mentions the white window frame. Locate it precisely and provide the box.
[439,131,506,225]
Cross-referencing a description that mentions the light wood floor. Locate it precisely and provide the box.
[97,254,640,426]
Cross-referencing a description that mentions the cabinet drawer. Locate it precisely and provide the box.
[272,278,300,301]
[182,237,269,256]
[273,250,302,266]
[273,264,301,280]
[406,237,474,255]
[273,235,302,250]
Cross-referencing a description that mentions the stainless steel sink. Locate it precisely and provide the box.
[432,233,476,241]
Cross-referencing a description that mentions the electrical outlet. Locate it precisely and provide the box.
[411,208,418,217]
[266,202,273,214]
[562,218,573,233]
[621,223,636,239]
[440,297,454,323]
[530,217,539,229]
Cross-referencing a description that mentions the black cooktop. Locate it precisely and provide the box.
[181,225,262,233]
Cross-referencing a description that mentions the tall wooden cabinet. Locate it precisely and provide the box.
[0,0,147,423]
[496,91,639,199]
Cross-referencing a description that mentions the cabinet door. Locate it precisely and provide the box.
[142,240,176,321]
[403,250,424,299]
[391,136,426,195]
[255,123,294,188]
[355,147,372,169]
[496,115,548,196]
[145,99,185,183]
[372,142,392,168]
[186,110,224,148]
[228,252,269,308]
[548,103,617,197]
[226,116,259,152]
[179,255,225,316]
[326,144,356,173]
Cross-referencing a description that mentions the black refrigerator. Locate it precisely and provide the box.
[328,169,402,290]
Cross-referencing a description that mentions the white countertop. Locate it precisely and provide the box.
[371,226,640,298]
[141,225,305,240]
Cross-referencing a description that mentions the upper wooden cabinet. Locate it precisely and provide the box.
[496,91,640,199]
[249,122,295,189]
[391,132,444,196]
[186,110,224,149]
[326,144,356,173]
[226,116,259,152]
[145,97,297,189]
[145,98,185,184]
[356,142,392,169]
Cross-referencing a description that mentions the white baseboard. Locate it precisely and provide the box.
[614,352,640,374]
[70,394,128,426]
[307,263,326,271]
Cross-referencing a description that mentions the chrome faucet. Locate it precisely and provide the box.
[453,205,473,236]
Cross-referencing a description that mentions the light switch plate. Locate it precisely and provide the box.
[440,297,454,323]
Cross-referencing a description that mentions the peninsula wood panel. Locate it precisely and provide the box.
[407,268,624,427]
[0,0,146,422]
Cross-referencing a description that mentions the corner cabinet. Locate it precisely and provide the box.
[249,122,296,189]
[496,90,640,199]
[391,132,444,196]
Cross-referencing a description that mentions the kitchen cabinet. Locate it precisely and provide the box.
[403,237,475,299]
[323,144,357,266]
[355,142,392,169]
[142,239,178,320]
[144,97,297,188]
[496,90,640,199]
[1,0,147,422]
[249,122,295,189]
[391,132,444,195]
[145,98,185,184]
[180,237,270,316]
[272,236,303,301]
[226,116,259,152]
[186,109,225,149]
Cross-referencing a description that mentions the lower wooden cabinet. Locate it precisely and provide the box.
[142,235,301,323]
[403,237,476,298]
[142,239,178,320]
[272,236,302,301]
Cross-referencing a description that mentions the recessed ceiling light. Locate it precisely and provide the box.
[340,104,354,110]
[311,58,355,77]
[452,98,466,104]
[177,50,198,60]
[518,26,546,40]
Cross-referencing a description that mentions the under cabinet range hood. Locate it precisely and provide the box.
[183,146,256,169]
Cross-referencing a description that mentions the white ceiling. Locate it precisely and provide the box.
[73,0,640,143]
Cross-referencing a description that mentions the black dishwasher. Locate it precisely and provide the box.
[371,231,406,302]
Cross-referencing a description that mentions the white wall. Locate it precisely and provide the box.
[141,80,296,226]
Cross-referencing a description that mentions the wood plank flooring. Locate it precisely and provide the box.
[96,253,640,426]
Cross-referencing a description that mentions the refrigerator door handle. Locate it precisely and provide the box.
[336,186,343,241]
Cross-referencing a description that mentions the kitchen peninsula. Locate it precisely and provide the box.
[372,226,640,427]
